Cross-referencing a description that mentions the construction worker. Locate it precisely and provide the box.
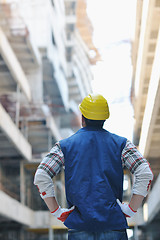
[34,93,153,240]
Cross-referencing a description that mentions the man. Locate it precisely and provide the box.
[34,93,153,240]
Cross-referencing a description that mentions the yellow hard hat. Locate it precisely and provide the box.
[79,93,110,120]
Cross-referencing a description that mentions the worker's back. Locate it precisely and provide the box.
[60,126,128,232]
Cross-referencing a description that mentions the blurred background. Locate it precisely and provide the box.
[0,0,160,239]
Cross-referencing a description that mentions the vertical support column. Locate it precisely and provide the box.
[27,178,32,208]
[147,233,153,240]
[134,226,139,240]
[20,161,25,205]
[60,172,66,207]
[20,228,25,240]
[49,227,54,240]
[0,162,2,190]
[27,68,43,104]
[16,84,20,127]
[48,130,52,151]
[21,119,29,140]
[24,119,28,140]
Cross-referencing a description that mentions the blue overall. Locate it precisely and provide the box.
[59,127,128,232]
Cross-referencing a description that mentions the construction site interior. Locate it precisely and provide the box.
[0,0,160,239]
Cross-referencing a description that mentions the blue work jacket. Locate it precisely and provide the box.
[59,126,128,232]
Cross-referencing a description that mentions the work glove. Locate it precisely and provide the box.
[51,206,75,222]
[116,199,137,218]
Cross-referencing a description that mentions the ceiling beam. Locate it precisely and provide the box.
[139,29,160,157]
[0,27,31,101]
[0,104,32,161]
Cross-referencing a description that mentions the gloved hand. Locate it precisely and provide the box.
[116,199,137,218]
[51,206,75,222]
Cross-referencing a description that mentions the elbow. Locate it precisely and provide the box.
[148,163,154,181]
[146,172,154,193]
[151,172,154,181]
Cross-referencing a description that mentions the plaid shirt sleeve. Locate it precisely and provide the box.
[38,142,64,178]
[121,139,147,174]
